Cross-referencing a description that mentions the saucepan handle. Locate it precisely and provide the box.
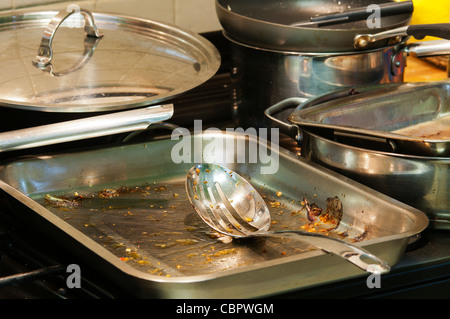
[264,97,308,143]
[32,8,103,68]
[0,104,174,152]
[406,39,450,57]
[407,23,450,41]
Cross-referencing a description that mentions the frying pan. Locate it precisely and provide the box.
[216,0,450,52]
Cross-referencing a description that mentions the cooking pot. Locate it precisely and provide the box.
[264,83,450,229]
[0,8,220,133]
[216,0,450,128]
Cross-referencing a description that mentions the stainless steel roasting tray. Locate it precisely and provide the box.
[287,81,450,157]
[0,132,428,298]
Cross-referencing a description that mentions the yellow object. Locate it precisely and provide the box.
[403,0,450,41]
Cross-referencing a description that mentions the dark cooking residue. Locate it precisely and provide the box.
[348,88,360,95]
[44,194,84,208]
[299,196,343,230]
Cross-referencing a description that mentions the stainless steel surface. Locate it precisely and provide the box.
[216,0,411,53]
[407,40,450,58]
[0,104,173,152]
[286,82,450,157]
[228,38,404,128]
[186,163,391,274]
[0,131,428,298]
[0,10,220,112]
[265,94,449,228]
[226,34,450,129]
[219,0,450,129]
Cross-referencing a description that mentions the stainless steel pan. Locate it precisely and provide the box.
[218,0,450,128]
[0,131,428,297]
[284,82,450,157]
[217,0,450,53]
[265,87,449,228]
[216,0,414,52]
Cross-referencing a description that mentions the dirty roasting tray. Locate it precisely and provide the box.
[0,132,428,298]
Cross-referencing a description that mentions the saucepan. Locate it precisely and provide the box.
[216,0,450,127]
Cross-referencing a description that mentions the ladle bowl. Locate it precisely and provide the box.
[186,163,391,274]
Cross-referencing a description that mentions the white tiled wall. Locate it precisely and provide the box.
[1,0,221,33]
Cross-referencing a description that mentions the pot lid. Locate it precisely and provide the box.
[0,8,220,112]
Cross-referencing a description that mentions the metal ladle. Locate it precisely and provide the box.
[186,163,391,274]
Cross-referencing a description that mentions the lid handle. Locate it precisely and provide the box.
[32,8,103,67]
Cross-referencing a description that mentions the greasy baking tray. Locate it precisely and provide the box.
[0,132,428,298]
[288,81,450,157]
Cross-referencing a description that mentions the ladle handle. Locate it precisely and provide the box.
[269,230,391,274]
